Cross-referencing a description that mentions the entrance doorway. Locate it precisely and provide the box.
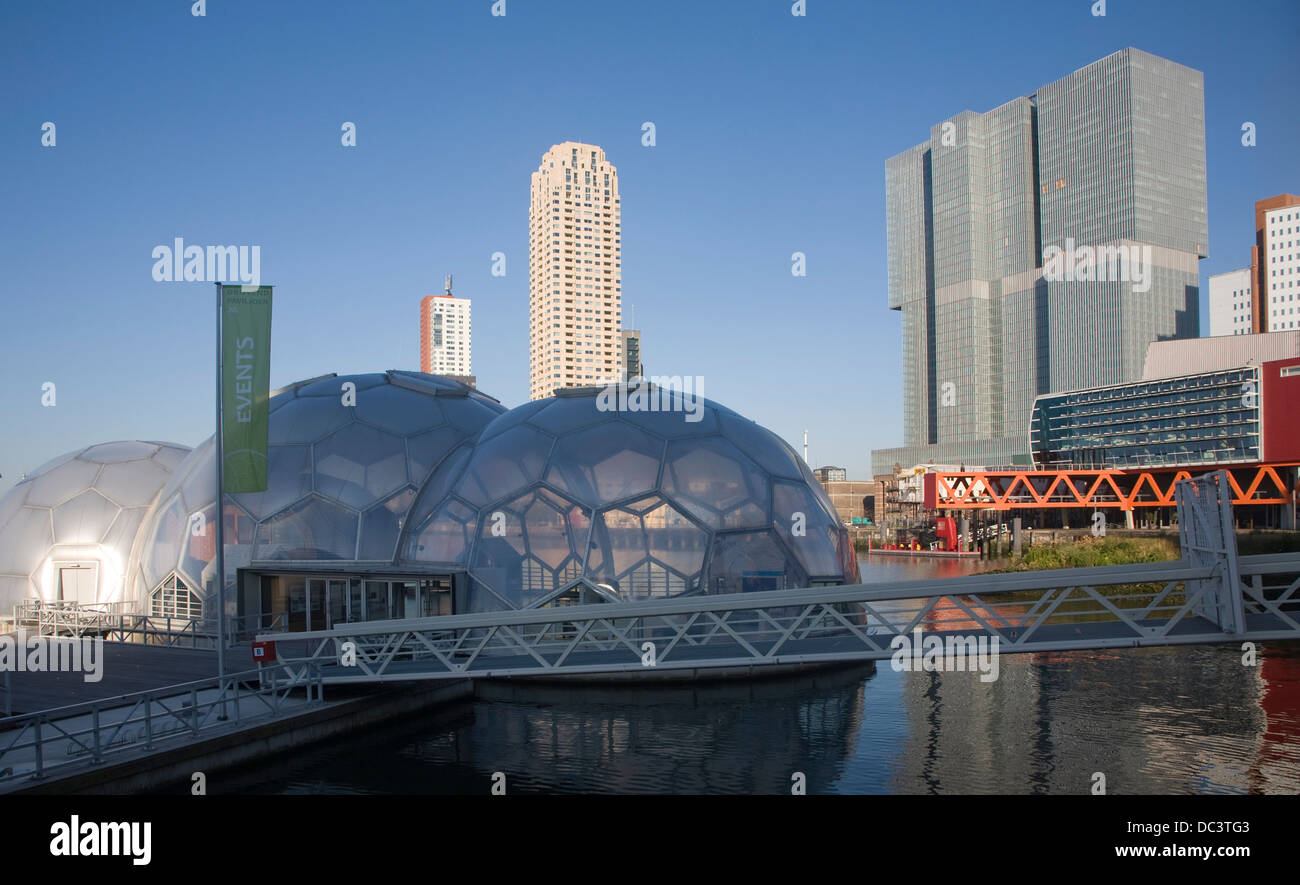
[56,564,97,605]
[264,573,454,632]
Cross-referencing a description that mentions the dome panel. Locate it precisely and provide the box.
[0,507,51,574]
[295,374,386,397]
[717,412,806,481]
[526,399,610,436]
[407,427,466,482]
[408,498,476,563]
[150,443,191,471]
[469,488,588,607]
[315,424,408,509]
[230,444,312,518]
[144,495,188,588]
[24,458,101,507]
[268,397,353,444]
[96,458,171,508]
[476,399,550,443]
[612,401,720,438]
[545,422,662,506]
[358,488,415,560]
[641,500,709,577]
[707,530,807,596]
[661,437,768,528]
[81,441,159,463]
[455,424,554,507]
[353,386,446,436]
[102,508,148,566]
[254,496,358,560]
[52,490,119,544]
[441,397,507,435]
[27,450,81,480]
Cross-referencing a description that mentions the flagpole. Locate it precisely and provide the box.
[214,282,227,712]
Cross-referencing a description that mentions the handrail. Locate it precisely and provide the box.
[0,661,323,785]
[258,557,1223,644]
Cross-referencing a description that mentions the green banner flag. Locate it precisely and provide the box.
[221,285,273,493]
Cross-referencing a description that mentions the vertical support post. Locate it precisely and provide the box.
[214,283,227,719]
[1012,517,1022,557]
[33,718,43,779]
[91,703,102,764]
[1216,472,1244,634]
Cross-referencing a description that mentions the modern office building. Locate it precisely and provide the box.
[1208,267,1255,336]
[420,277,472,377]
[529,142,624,399]
[872,48,1208,477]
[622,328,643,380]
[1029,332,1300,469]
[1259,197,1300,332]
[0,375,858,626]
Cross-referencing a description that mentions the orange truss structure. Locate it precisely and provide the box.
[925,464,1300,511]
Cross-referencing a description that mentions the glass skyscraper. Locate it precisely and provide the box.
[872,49,1207,476]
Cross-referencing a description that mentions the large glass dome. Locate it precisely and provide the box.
[0,441,190,609]
[131,371,505,614]
[399,384,859,611]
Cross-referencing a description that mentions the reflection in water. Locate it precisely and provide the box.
[213,554,1300,795]
[218,665,874,795]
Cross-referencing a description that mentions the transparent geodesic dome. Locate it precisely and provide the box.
[399,383,859,611]
[0,441,190,609]
[131,371,505,615]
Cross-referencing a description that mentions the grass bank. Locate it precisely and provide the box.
[991,536,1179,573]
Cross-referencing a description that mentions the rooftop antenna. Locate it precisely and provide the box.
[445,274,453,295]
[803,430,809,465]
[628,303,635,330]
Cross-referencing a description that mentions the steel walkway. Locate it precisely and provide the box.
[259,471,1300,685]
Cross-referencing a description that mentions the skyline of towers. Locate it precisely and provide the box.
[873,48,1209,475]
[528,141,624,400]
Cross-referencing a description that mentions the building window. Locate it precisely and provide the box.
[151,573,202,620]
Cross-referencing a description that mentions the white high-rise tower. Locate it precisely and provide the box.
[529,142,623,399]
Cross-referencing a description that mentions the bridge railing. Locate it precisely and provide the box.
[0,661,323,787]
[9,602,286,649]
[247,469,1297,683]
[256,555,1294,683]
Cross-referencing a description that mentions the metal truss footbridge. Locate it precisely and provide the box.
[259,471,1300,686]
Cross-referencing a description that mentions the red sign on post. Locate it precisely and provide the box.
[251,640,277,664]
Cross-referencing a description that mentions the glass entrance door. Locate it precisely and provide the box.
[304,578,351,630]
[328,579,347,627]
[307,580,326,631]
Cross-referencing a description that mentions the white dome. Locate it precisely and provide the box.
[0,441,190,610]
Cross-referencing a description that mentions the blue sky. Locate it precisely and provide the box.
[1,0,1298,493]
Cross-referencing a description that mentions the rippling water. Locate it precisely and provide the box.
[214,555,1300,795]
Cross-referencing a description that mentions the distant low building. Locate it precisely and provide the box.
[815,475,881,527]
[814,466,847,482]
[1030,332,1300,469]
